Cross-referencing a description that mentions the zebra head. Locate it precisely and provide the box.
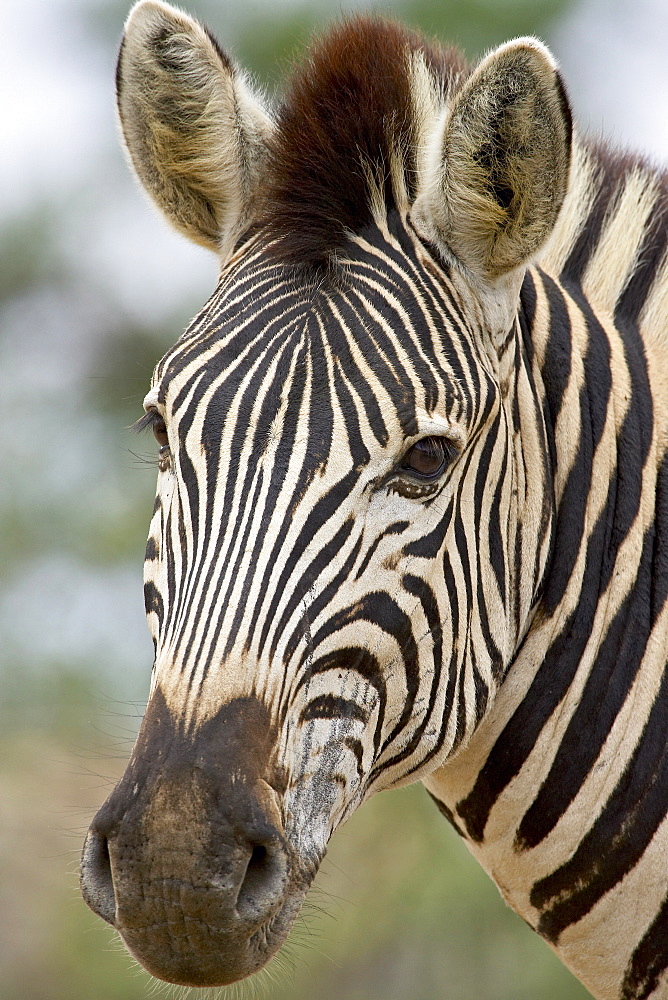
[81,0,572,987]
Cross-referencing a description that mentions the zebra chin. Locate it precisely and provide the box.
[79,688,320,987]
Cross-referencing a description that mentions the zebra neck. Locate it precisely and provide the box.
[425,257,668,998]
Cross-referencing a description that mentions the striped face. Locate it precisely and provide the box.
[141,220,524,846]
[82,7,571,987]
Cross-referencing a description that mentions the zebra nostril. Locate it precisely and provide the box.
[80,829,117,926]
[236,840,288,925]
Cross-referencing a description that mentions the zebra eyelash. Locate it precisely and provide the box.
[131,411,161,435]
[130,409,172,472]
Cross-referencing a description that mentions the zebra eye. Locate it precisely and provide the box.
[150,413,171,472]
[131,408,171,471]
[401,436,453,479]
[151,413,169,449]
[131,408,169,446]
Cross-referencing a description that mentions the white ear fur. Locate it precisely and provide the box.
[413,38,572,285]
[116,0,274,255]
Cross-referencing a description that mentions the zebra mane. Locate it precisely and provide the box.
[261,17,468,271]
[541,138,668,339]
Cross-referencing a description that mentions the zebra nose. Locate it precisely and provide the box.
[80,828,117,926]
[80,802,288,934]
[234,830,289,925]
[80,766,294,984]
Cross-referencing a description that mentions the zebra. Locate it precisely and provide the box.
[80,1,668,997]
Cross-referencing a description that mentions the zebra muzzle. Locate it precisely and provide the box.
[80,689,307,986]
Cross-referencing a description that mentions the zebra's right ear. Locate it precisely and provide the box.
[413,37,572,284]
[116,0,274,255]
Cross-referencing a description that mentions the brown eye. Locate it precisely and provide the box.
[131,408,171,471]
[402,436,452,479]
[151,413,168,448]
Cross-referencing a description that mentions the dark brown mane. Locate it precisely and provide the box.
[261,17,468,271]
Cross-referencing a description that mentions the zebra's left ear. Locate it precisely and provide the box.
[414,38,572,283]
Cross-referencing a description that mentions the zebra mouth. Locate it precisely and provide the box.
[118,877,313,988]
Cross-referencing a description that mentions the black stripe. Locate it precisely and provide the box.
[519,268,537,336]
[355,521,410,581]
[402,493,454,560]
[532,661,668,943]
[516,331,654,850]
[516,522,655,852]
[201,467,266,679]
[649,449,668,626]
[279,523,359,667]
[471,413,505,680]
[456,488,616,843]
[304,314,335,470]
[440,549,465,754]
[621,892,668,1000]
[143,581,164,629]
[615,180,668,327]
[300,694,369,724]
[332,359,371,470]
[335,291,419,436]
[378,573,443,777]
[541,296,612,617]
[427,790,465,837]
[414,262,471,399]
[256,467,360,660]
[320,297,389,446]
[162,507,177,640]
[344,736,365,782]
[145,536,158,561]
[487,444,507,611]
[293,648,386,757]
[533,273,572,456]
[560,149,611,285]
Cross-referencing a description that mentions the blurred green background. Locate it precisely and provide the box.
[3,0,666,997]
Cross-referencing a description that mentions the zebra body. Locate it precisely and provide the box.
[80,2,668,998]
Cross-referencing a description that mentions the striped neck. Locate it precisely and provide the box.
[426,252,668,998]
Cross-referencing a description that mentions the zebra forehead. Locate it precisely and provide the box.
[156,250,468,432]
[165,326,444,448]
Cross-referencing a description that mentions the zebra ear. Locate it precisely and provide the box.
[116,0,274,255]
[414,38,572,281]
